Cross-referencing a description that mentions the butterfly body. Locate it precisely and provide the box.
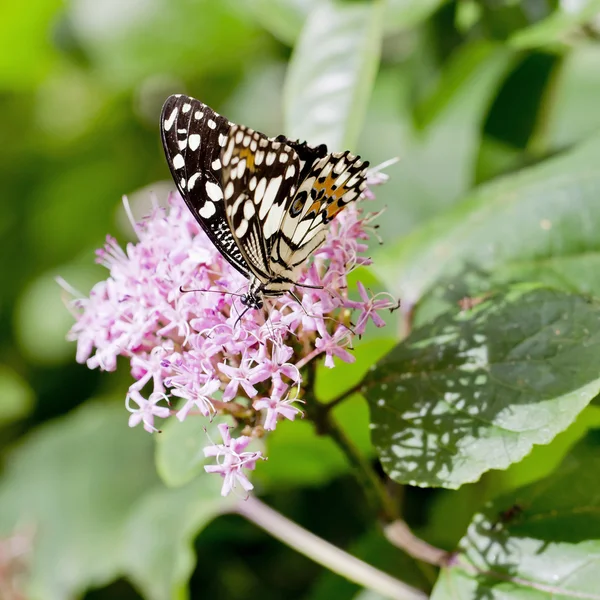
[160,94,369,310]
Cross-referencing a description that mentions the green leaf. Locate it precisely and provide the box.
[0,366,35,425]
[431,429,600,599]
[373,130,600,306]
[156,414,232,488]
[385,0,448,31]
[244,0,319,45]
[65,0,262,88]
[546,43,600,149]
[0,401,228,600]
[0,0,61,90]
[362,286,600,489]
[283,0,385,150]
[0,402,160,600]
[509,0,600,49]
[124,476,234,600]
[359,42,513,242]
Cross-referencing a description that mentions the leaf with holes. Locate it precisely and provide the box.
[361,286,600,489]
[431,429,600,599]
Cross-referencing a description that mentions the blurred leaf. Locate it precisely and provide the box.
[362,286,600,488]
[510,0,600,49]
[156,414,232,488]
[283,0,385,150]
[124,476,233,600]
[0,402,159,600]
[0,366,35,425]
[67,0,262,88]
[386,0,448,31]
[0,0,61,89]
[374,130,600,306]
[15,264,100,366]
[248,0,445,45]
[359,43,513,243]
[245,0,319,45]
[0,401,229,600]
[546,43,600,149]
[431,429,600,599]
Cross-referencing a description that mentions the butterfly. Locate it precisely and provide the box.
[160,94,369,313]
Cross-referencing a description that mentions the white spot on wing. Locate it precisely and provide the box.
[188,134,200,151]
[263,203,285,239]
[279,152,289,163]
[218,133,227,147]
[259,176,282,219]
[194,110,203,120]
[235,219,249,238]
[187,173,201,190]
[182,103,191,113]
[199,201,216,218]
[163,108,178,132]
[208,119,217,129]
[285,164,296,179]
[205,181,224,202]
[211,159,222,170]
[254,178,266,204]
[173,154,185,169]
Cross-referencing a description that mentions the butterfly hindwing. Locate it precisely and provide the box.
[160,94,251,277]
[272,151,369,271]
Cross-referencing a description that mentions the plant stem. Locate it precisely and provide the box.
[304,390,399,522]
[384,520,451,566]
[234,497,427,600]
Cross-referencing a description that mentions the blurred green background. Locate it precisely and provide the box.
[3,0,600,599]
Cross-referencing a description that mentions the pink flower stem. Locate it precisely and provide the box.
[295,347,323,371]
[234,496,427,600]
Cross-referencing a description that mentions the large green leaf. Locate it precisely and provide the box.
[359,42,513,243]
[124,476,233,600]
[431,429,600,599]
[0,402,228,600]
[283,0,385,150]
[0,402,159,599]
[374,131,600,306]
[362,286,600,489]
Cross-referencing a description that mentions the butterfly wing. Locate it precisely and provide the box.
[271,151,369,274]
[219,125,306,283]
[160,94,251,278]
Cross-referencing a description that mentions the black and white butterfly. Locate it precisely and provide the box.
[160,94,369,312]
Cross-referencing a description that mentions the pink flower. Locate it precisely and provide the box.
[203,424,264,497]
[62,162,395,496]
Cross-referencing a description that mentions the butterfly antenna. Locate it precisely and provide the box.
[234,305,252,328]
[179,285,245,298]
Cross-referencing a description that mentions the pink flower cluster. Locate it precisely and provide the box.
[64,166,397,496]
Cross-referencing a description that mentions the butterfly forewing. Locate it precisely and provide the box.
[160,95,251,277]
